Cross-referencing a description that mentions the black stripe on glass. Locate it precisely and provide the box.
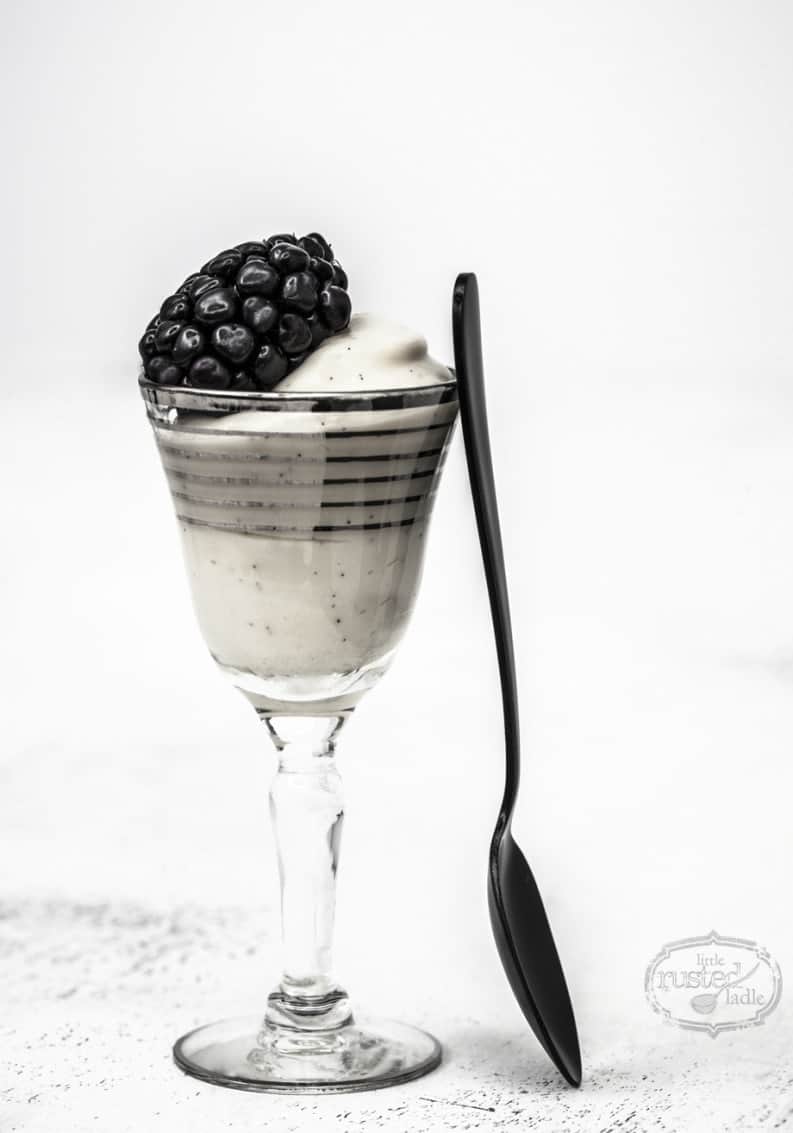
[157,443,445,464]
[161,465,443,487]
[170,491,428,510]
[176,514,422,534]
[152,420,453,440]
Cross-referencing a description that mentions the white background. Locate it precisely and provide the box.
[2,1,793,1130]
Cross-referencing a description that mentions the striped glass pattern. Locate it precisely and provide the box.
[140,379,458,711]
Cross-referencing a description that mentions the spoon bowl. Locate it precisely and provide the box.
[490,830,582,1083]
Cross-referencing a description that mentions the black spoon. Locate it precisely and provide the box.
[452,272,582,1087]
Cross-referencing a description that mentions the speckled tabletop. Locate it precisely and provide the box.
[3,897,791,1132]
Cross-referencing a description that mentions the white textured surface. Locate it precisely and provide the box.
[2,898,791,1132]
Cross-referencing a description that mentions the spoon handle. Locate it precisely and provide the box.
[452,273,520,812]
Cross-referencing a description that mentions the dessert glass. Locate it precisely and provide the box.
[140,374,458,1092]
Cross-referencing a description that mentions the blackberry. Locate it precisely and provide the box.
[187,274,222,300]
[267,232,298,249]
[187,355,232,390]
[310,257,334,284]
[154,319,184,352]
[278,313,312,355]
[202,249,244,278]
[172,325,205,365]
[282,271,318,313]
[146,355,184,385]
[300,232,333,259]
[138,327,158,360]
[194,286,237,326]
[269,242,311,274]
[306,312,331,349]
[160,293,192,321]
[179,272,203,293]
[138,230,351,389]
[241,295,278,335]
[318,285,351,331]
[236,258,279,298]
[235,240,269,258]
[211,323,255,365]
[253,343,289,388]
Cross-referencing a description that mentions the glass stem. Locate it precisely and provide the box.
[262,713,353,1035]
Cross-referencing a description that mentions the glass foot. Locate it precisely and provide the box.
[173,1014,442,1094]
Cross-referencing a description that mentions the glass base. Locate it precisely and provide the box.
[173,1014,442,1094]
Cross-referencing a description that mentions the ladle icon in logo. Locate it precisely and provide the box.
[689,962,760,1015]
